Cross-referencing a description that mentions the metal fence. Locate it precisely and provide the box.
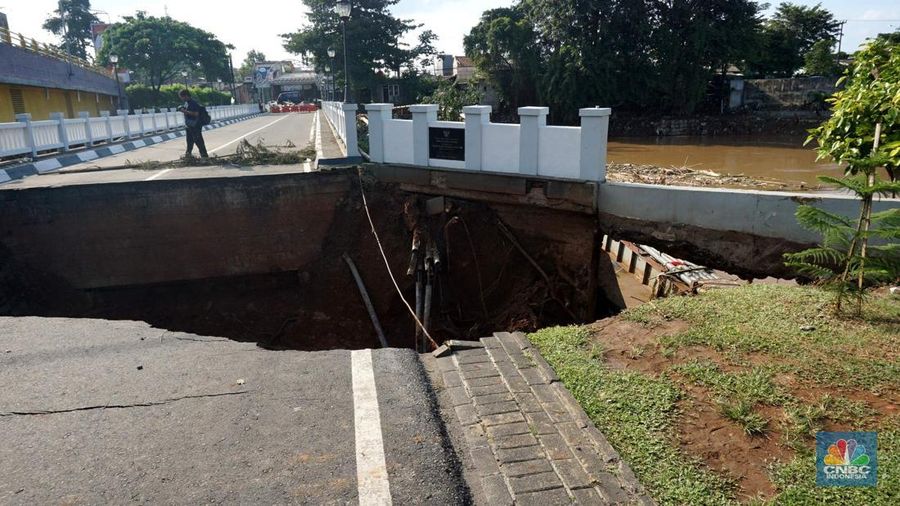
[1,105,257,159]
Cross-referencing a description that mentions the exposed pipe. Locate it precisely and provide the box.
[342,253,389,349]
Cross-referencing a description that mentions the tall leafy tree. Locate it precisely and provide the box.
[281,0,437,102]
[748,2,841,77]
[464,6,541,113]
[42,0,99,60]
[96,13,232,103]
[237,50,267,80]
[804,39,840,76]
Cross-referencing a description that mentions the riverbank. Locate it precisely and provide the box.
[528,284,899,504]
[607,162,814,191]
[609,112,824,138]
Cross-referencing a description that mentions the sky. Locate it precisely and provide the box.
[3,0,898,68]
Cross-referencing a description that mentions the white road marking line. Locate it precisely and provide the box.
[144,168,173,181]
[351,349,393,506]
[208,115,292,154]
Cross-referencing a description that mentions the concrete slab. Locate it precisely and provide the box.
[0,317,468,504]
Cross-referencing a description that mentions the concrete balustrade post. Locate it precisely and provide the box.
[78,111,93,146]
[49,112,70,152]
[463,105,492,171]
[517,107,548,176]
[410,104,438,166]
[100,111,112,142]
[579,107,612,182]
[365,103,393,163]
[342,103,360,158]
[117,109,131,138]
[150,109,159,132]
[16,113,37,159]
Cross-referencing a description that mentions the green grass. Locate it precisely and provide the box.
[529,326,735,505]
[625,285,900,393]
[530,285,899,504]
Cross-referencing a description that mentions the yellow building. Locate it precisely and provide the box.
[0,84,118,122]
[1,26,120,122]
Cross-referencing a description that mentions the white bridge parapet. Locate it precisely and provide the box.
[364,103,611,182]
[1,105,256,160]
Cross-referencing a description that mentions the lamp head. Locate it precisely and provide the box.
[334,1,351,20]
[109,54,118,64]
[327,48,336,58]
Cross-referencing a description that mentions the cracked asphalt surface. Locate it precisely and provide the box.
[0,317,469,504]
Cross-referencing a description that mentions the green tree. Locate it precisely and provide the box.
[237,49,267,81]
[788,34,900,313]
[804,39,840,76]
[420,79,482,121]
[464,6,541,112]
[281,0,437,102]
[748,2,841,77]
[42,0,99,60]
[97,12,232,103]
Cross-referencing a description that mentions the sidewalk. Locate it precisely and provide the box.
[431,332,651,505]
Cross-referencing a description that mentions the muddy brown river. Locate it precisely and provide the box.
[608,136,845,186]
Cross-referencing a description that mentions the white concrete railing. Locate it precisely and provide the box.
[321,101,359,157]
[364,104,611,182]
[1,104,257,159]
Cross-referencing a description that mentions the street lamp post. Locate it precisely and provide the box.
[324,65,332,101]
[181,70,188,88]
[327,47,336,102]
[334,1,352,102]
[110,54,122,109]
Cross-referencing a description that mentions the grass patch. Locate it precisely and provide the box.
[529,326,735,505]
[532,285,898,504]
[625,285,899,392]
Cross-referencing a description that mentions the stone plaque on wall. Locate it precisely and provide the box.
[428,127,465,161]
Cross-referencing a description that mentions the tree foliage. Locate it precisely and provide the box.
[804,39,840,76]
[97,13,232,100]
[237,50,267,81]
[420,79,482,121]
[126,84,232,111]
[747,2,841,77]
[789,34,900,314]
[42,0,99,60]
[281,0,437,102]
[464,7,540,112]
[464,0,762,121]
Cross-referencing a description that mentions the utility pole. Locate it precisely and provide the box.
[836,21,846,66]
[228,54,238,103]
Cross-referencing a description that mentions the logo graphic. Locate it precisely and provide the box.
[816,432,877,487]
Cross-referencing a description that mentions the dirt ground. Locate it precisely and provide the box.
[586,317,897,501]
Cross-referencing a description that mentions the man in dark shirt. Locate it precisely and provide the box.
[177,89,208,158]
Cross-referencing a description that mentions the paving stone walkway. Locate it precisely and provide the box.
[436,332,652,505]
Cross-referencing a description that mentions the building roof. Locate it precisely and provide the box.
[271,71,318,86]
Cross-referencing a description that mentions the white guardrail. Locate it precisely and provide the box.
[321,101,359,157]
[1,104,256,159]
[366,104,610,182]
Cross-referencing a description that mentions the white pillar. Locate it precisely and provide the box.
[342,103,360,158]
[78,111,93,146]
[16,113,37,159]
[410,104,438,166]
[463,105,491,171]
[365,103,393,163]
[49,112,70,152]
[117,109,131,138]
[517,107,548,176]
[579,107,611,182]
[100,110,112,142]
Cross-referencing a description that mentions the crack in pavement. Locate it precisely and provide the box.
[0,391,248,417]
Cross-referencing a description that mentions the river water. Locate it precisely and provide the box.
[608,136,845,186]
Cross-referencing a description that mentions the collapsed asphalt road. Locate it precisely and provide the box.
[0,317,468,504]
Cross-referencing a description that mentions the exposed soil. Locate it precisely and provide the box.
[0,181,601,350]
[585,317,896,502]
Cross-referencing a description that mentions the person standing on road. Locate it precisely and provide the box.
[177,89,209,158]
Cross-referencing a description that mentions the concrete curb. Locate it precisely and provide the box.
[0,113,266,184]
